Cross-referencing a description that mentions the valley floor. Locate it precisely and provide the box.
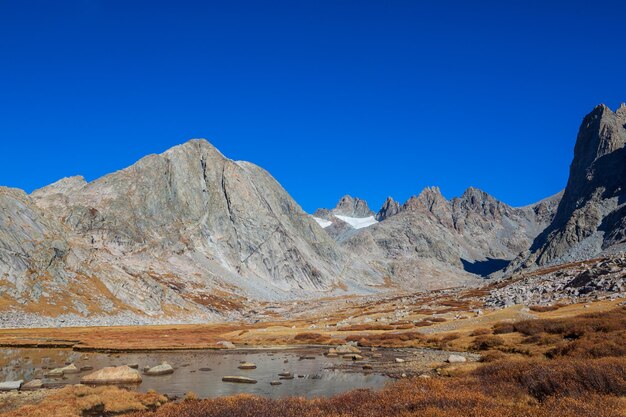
[0,258,625,416]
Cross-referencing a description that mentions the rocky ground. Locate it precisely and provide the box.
[485,254,626,308]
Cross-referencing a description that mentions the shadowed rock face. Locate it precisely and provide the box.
[518,104,626,268]
[1,139,382,319]
[375,197,400,221]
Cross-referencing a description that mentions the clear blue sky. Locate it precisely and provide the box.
[1,1,625,213]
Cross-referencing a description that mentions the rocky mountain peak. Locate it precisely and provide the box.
[376,197,401,221]
[520,103,626,267]
[333,195,374,217]
[403,186,447,211]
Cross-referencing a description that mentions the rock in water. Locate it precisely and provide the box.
[21,379,43,390]
[237,362,256,370]
[81,365,142,384]
[45,368,65,378]
[334,344,361,354]
[222,376,257,384]
[145,363,174,376]
[0,380,23,391]
[59,363,80,374]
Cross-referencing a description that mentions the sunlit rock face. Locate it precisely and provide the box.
[1,139,381,320]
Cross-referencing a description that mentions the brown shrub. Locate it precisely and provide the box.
[529,305,561,312]
[547,331,626,359]
[511,307,626,337]
[125,373,626,417]
[470,328,492,336]
[479,350,507,362]
[292,332,331,344]
[522,332,562,345]
[471,335,505,350]
[338,324,395,331]
[475,357,626,401]
[345,331,424,347]
[4,385,166,417]
[492,322,515,334]
[440,332,461,342]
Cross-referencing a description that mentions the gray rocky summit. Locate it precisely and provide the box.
[1,139,381,322]
[338,186,561,285]
[513,103,626,269]
[333,195,374,217]
[375,197,401,221]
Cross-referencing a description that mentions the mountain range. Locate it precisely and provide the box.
[0,103,624,323]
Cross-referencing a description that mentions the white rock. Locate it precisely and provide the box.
[0,380,23,391]
[447,354,467,363]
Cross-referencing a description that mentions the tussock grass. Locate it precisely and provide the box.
[4,385,166,417]
[126,367,626,417]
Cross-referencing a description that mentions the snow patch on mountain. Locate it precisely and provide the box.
[313,216,333,228]
[334,215,378,229]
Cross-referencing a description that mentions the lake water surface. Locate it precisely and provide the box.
[0,347,390,398]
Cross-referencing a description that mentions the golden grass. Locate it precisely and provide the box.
[125,362,626,417]
[3,385,167,417]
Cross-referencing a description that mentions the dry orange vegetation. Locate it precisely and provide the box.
[2,301,626,416]
[119,305,626,417]
[2,385,167,417]
[123,359,626,417]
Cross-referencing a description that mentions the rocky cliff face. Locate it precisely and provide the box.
[1,140,382,322]
[375,197,401,221]
[514,104,626,268]
[339,187,561,283]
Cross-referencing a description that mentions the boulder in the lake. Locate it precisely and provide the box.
[222,376,257,384]
[60,364,80,374]
[45,367,65,378]
[237,362,257,370]
[81,365,142,384]
[0,380,22,391]
[447,354,467,363]
[127,363,139,369]
[362,364,373,370]
[299,355,315,360]
[199,367,212,372]
[21,379,43,390]
[335,344,361,354]
[270,380,282,386]
[217,341,236,349]
[145,363,175,376]
[343,354,363,361]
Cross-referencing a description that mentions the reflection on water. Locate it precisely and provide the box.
[0,348,390,398]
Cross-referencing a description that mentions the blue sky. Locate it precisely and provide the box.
[1,1,625,213]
